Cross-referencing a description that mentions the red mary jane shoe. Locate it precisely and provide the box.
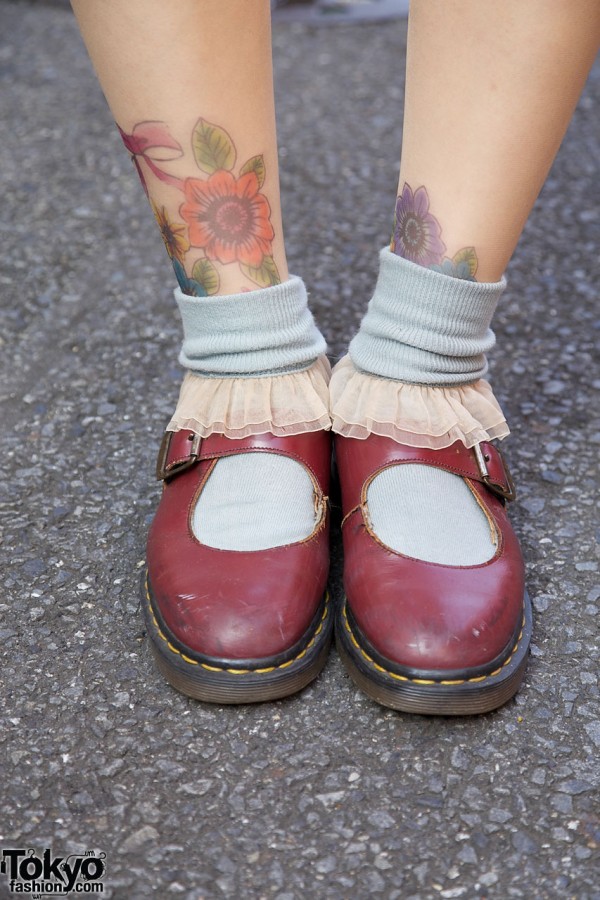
[143,428,333,703]
[335,434,532,715]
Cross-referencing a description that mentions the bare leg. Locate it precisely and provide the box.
[333,2,600,713]
[71,2,332,704]
[71,0,288,295]
[394,0,600,281]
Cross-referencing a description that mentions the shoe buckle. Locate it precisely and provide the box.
[156,430,201,481]
[473,443,516,502]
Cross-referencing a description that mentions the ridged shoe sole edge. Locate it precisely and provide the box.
[336,592,532,715]
[142,571,333,704]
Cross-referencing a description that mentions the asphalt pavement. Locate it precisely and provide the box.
[1,2,599,898]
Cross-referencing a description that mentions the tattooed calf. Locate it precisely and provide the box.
[391,183,478,281]
[119,118,279,295]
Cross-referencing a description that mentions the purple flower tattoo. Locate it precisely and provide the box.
[391,183,446,266]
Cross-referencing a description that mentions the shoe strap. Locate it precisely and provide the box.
[157,428,331,493]
[336,435,515,512]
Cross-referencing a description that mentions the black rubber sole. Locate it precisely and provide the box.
[142,572,333,704]
[336,592,532,716]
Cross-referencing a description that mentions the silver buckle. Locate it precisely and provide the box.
[473,443,516,502]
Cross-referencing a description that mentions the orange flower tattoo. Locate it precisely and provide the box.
[120,116,280,291]
[180,170,274,268]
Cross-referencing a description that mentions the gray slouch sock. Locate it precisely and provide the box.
[176,275,326,376]
[173,277,327,552]
[349,249,506,565]
[349,248,506,385]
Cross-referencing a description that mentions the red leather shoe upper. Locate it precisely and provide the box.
[147,430,331,662]
[336,434,525,673]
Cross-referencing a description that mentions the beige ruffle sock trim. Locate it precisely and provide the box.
[329,355,509,450]
[168,354,332,439]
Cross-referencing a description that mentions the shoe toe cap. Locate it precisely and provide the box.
[348,556,524,673]
[148,543,328,662]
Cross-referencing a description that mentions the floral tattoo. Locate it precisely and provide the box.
[152,202,189,263]
[118,122,184,196]
[391,183,478,281]
[119,118,280,296]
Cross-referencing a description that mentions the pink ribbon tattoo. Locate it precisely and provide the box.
[118,121,185,195]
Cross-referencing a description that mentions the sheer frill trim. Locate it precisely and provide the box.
[330,355,509,450]
[168,355,332,439]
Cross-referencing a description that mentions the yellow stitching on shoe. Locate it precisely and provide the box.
[180,654,199,666]
[342,604,526,687]
[355,642,411,682]
[145,573,329,675]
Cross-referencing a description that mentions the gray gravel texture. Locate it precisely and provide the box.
[273,0,410,26]
[1,3,599,899]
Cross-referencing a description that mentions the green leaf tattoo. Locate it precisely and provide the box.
[192,258,220,296]
[452,247,478,279]
[241,255,281,288]
[192,118,237,175]
[239,155,266,189]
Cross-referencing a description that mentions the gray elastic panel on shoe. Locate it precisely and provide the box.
[366,464,497,565]
[191,453,317,551]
